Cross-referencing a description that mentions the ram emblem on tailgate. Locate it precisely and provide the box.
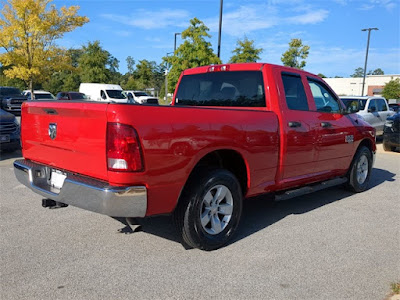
[48,123,57,140]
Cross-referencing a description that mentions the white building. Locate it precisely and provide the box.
[324,75,400,97]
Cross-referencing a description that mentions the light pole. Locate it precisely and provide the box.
[165,52,173,102]
[217,0,223,58]
[174,33,181,52]
[361,27,378,96]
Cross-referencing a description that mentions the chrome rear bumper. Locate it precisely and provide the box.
[14,159,147,217]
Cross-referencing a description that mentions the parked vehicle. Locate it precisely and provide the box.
[79,83,127,103]
[0,86,27,115]
[123,90,159,104]
[56,92,88,101]
[14,63,376,250]
[388,103,400,112]
[382,112,400,152]
[340,96,395,136]
[0,109,20,152]
[23,90,56,100]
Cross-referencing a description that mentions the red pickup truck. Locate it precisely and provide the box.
[14,63,376,250]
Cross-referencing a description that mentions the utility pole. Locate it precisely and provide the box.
[361,27,378,96]
[165,52,173,102]
[217,0,223,58]
[174,33,181,52]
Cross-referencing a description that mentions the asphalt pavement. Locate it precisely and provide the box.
[0,145,399,300]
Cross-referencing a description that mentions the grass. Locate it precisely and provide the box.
[391,282,400,295]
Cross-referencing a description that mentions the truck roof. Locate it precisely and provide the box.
[182,63,322,79]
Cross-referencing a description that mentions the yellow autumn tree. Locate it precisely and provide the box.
[0,0,88,97]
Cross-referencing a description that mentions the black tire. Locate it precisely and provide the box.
[383,141,396,152]
[346,146,372,193]
[174,168,243,251]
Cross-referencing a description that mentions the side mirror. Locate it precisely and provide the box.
[368,106,376,113]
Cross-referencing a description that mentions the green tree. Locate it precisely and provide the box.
[78,41,119,83]
[382,78,400,100]
[229,37,262,63]
[317,73,326,78]
[0,64,26,89]
[126,56,135,74]
[281,38,310,69]
[368,68,384,75]
[164,18,221,93]
[0,0,88,97]
[351,67,364,77]
[42,48,82,93]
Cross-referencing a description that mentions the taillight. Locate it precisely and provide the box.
[106,123,144,172]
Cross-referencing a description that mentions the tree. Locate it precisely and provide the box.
[317,73,326,78]
[78,41,120,83]
[351,67,364,77]
[126,56,135,74]
[42,48,82,93]
[0,0,88,97]
[0,64,26,89]
[229,37,262,63]
[369,68,384,75]
[382,78,400,100]
[281,38,310,69]
[164,18,221,93]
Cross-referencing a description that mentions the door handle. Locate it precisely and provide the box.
[288,121,301,128]
[321,122,332,128]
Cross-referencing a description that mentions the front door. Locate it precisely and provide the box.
[305,77,356,175]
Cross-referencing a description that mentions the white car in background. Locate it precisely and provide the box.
[23,90,56,100]
[340,96,395,136]
[79,83,127,103]
[123,90,159,105]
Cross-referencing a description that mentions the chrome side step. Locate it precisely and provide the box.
[275,177,347,202]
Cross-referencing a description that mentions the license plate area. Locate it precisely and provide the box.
[0,135,10,143]
[50,169,67,189]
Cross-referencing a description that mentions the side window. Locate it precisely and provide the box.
[377,99,387,111]
[368,99,377,112]
[100,90,107,100]
[281,74,309,111]
[307,79,340,113]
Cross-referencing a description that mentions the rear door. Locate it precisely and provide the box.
[376,98,391,135]
[276,71,318,183]
[22,101,109,181]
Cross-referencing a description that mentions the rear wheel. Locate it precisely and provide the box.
[174,169,243,251]
[383,141,396,152]
[346,146,372,192]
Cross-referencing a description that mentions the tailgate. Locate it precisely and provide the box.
[21,101,109,181]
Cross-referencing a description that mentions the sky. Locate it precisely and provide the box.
[53,0,399,77]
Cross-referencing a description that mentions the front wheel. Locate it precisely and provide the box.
[346,146,372,192]
[174,169,243,251]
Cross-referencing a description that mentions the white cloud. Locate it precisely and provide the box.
[205,4,329,37]
[285,9,329,24]
[359,0,397,10]
[101,9,190,30]
[306,46,400,76]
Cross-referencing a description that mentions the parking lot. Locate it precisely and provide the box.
[0,143,399,300]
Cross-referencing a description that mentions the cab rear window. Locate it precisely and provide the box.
[175,71,266,107]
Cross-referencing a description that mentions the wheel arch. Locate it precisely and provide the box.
[180,149,249,202]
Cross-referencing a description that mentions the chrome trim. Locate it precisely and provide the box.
[14,159,147,217]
